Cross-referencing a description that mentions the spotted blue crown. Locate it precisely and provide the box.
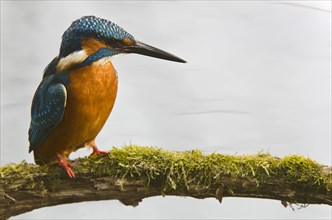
[59,16,135,58]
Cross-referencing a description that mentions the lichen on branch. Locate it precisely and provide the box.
[1,145,331,219]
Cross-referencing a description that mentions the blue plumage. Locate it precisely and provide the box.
[29,74,68,152]
[59,16,134,58]
[43,57,59,78]
[77,48,119,68]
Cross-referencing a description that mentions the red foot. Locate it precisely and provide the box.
[89,145,108,157]
[88,140,109,157]
[57,155,75,178]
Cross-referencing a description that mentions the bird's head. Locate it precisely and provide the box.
[56,16,185,72]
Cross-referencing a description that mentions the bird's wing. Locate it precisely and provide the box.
[28,76,67,152]
[43,56,59,79]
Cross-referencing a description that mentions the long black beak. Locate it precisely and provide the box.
[123,41,186,63]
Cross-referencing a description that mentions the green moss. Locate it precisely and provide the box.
[281,155,331,190]
[1,145,331,193]
[74,145,331,192]
[0,161,49,191]
[0,161,49,179]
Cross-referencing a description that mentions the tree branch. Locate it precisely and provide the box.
[1,145,331,219]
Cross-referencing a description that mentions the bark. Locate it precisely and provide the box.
[1,146,331,219]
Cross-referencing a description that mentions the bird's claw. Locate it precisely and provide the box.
[89,143,109,157]
[89,148,108,157]
[57,155,75,178]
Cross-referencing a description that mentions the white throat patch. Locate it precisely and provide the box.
[56,50,88,72]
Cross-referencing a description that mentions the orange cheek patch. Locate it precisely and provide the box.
[123,37,133,46]
[82,39,108,55]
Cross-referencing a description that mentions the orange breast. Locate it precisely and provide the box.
[34,61,118,163]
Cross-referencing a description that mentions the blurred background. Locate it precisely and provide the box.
[1,1,331,219]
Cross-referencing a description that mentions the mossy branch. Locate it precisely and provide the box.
[1,145,331,219]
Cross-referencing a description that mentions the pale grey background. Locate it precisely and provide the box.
[1,1,331,219]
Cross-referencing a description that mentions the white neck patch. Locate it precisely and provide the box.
[56,50,88,72]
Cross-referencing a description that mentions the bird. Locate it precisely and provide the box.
[28,15,186,178]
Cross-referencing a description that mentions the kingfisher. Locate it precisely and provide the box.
[28,15,185,178]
